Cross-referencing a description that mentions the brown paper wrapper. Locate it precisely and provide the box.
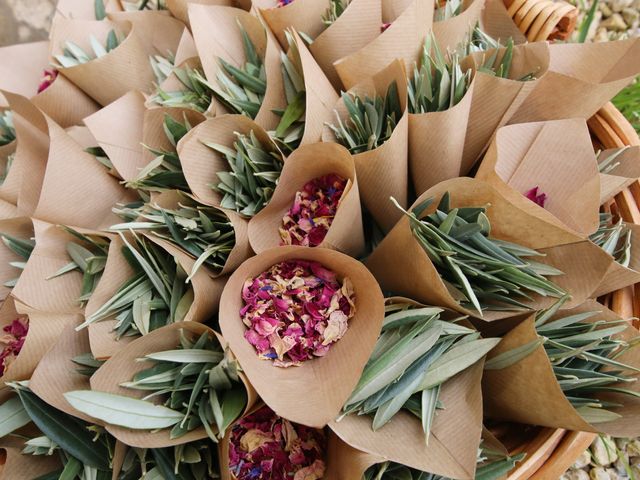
[83,91,147,183]
[0,217,33,302]
[308,0,382,89]
[0,446,61,480]
[86,233,226,360]
[365,177,613,321]
[174,28,198,66]
[480,0,527,45]
[323,432,384,480]
[179,114,283,207]
[323,59,408,232]
[106,11,185,57]
[329,361,484,479]
[34,74,100,129]
[483,300,640,437]
[592,223,640,297]
[433,0,486,53]
[248,142,364,256]
[219,246,384,427]
[33,116,136,230]
[255,0,331,49]
[508,38,640,125]
[89,321,256,447]
[599,147,640,204]
[167,0,236,26]
[189,4,286,131]
[334,0,433,90]
[12,220,111,314]
[54,0,123,20]
[460,41,550,174]
[147,190,252,277]
[476,118,600,237]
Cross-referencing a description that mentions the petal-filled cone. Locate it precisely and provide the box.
[483,300,640,437]
[476,118,601,237]
[179,114,282,208]
[189,4,286,131]
[89,322,257,448]
[323,59,408,232]
[0,216,33,302]
[365,177,614,321]
[248,142,365,257]
[219,246,384,427]
[330,361,484,480]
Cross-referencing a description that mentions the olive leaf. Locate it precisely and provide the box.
[53,30,123,68]
[322,0,349,25]
[597,147,628,174]
[85,146,116,173]
[0,396,30,438]
[476,39,537,81]
[0,110,16,146]
[150,65,215,113]
[1,232,35,288]
[434,0,462,21]
[590,212,632,268]
[150,52,175,85]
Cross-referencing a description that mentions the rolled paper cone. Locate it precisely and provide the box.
[364,177,614,321]
[189,5,286,131]
[334,0,433,90]
[460,41,550,174]
[592,223,640,297]
[219,246,384,427]
[382,0,415,22]
[174,28,198,65]
[248,142,365,256]
[480,0,527,45]
[599,147,640,204]
[476,118,600,237]
[324,432,384,480]
[1,446,61,479]
[106,10,185,57]
[507,38,640,125]
[49,18,155,106]
[433,0,486,53]
[323,59,408,232]
[0,42,49,104]
[330,361,484,479]
[483,300,640,437]
[65,125,120,178]
[255,0,332,49]
[54,0,123,20]
[12,220,112,314]
[0,200,17,220]
[0,216,34,302]
[33,116,137,230]
[147,190,252,277]
[28,319,97,423]
[308,0,382,89]
[34,75,100,129]
[166,0,236,26]
[89,321,257,448]
[179,114,283,208]
[83,91,146,183]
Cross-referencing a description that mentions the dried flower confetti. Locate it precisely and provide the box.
[381,22,392,32]
[241,259,356,367]
[0,317,28,377]
[279,174,347,247]
[38,69,58,94]
[525,186,547,207]
[229,405,326,480]
[277,0,294,6]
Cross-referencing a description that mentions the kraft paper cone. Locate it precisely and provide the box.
[33,74,100,129]
[174,28,198,66]
[49,18,154,106]
[460,41,550,174]
[323,59,408,232]
[248,143,364,256]
[0,201,17,221]
[308,0,382,89]
[334,0,433,90]
[433,0,486,53]
[508,38,640,125]
[592,223,640,297]
[29,319,97,423]
[0,446,61,480]
[219,246,384,427]
[382,0,415,21]
[480,0,527,45]
[12,220,111,314]
[323,433,384,480]
[166,0,235,26]
[83,91,146,183]
[476,118,600,237]
[33,116,135,230]
[330,361,484,479]
[0,217,33,302]
[483,300,640,437]
[365,177,613,321]
[256,0,331,48]
[189,5,286,131]
[146,190,252,277]
[179,114,283,207]
[599,147,640,204]
[106,11,185,57]
[89,321,256,448]
[86,233,226,360]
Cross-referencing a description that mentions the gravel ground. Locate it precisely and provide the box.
[573,0,640,41]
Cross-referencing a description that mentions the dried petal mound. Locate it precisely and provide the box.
[229,405,326,480]
[241,259,356,367]
[279,174,347,247]
[525,186,547,207]
[0,317,28,376]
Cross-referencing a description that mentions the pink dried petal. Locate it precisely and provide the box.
[525,186,547,208]
[381,22,392,32]
[37,69,58,94]
[0,317,28,377]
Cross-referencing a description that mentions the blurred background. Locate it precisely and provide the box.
[0,0,54,46]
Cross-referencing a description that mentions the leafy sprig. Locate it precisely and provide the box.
[590,213,632,267]
[150,52,175,85]
[1,232,35,288]
[0,110,16,146]
[53,31,122,68]
[150,65,215,113]
[434,0,462,22]
[322,0,349,25]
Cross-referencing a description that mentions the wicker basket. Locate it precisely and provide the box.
[503,0,579,41]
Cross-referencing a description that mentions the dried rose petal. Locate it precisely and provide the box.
[229,405,326,480]
[279,174,347,247]
[277,0,294,6]
[241,260,356,367]
[381,22,392,32]
[0,317,28,377]
[525,186,547,208]
[37,70,58,94]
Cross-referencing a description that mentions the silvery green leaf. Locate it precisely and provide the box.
[576,406,622,424]
[421,385,440,439]
[0,396,30,438]
[484,338,544,370]
[145,349,224,363]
